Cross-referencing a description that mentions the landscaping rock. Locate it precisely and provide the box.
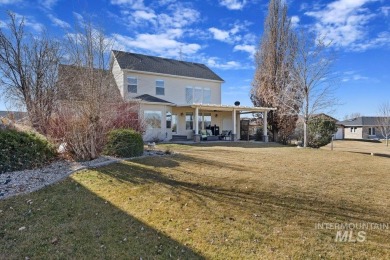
[0,150,173,200]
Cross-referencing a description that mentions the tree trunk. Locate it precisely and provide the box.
[303,119,307,148]
[387,138,388,147]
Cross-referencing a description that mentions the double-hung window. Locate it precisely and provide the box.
[127,77,137,93]
[369,127,375,135]
[156,80,165,95]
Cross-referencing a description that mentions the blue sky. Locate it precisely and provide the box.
[0,0,389,120]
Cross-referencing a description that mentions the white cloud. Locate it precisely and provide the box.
[47,14,70,28]
[206,57,245,70]
[110,0,146,10]
[305,0,384,51]
[0,0,22,4]
[219,0,247,10]
[208,23,247,44]
[291,15,300,28]
[40,0,59,9]
[208,27,230,41]
[233,44,256,56]
[342,70,369,82]
[380,6,390,16]
[133,10,156,20]
[112,31,201,59]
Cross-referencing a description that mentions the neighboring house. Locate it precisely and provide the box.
[336,117,388,140]
[111,50,275,142]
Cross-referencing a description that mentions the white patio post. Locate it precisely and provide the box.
[263,110,268,142]
[232,109,236,141]
[194,106,200,142]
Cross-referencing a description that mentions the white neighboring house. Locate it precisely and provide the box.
[111,50,275,142]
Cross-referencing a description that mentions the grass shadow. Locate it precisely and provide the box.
[0,178,204,259]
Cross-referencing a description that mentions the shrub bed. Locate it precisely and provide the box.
[0,129,56,173]
[103,129,144,158]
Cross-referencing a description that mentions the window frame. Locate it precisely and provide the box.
[144,110,162,129]
[156,80,165,95]
[186,112,193,130]
[127,76,137,93]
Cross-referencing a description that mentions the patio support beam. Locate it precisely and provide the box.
[232,109,236,141]
[195,106,199,134]
[263,111,268,142]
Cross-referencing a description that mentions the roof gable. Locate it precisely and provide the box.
[112,50,224,82]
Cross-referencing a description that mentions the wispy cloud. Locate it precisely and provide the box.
[305,0,389,51]
[47,14,70,28]
[342,70,369,82]
[219,0,247,10]
[0,0,23,4]
[39,0,59,9]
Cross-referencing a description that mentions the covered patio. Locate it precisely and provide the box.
[177,104,276,142]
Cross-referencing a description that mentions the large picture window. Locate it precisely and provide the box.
[144,111,162,129]
[186,112,193,130]
[186,87,212,104]
[156,80,165,95]
[127,77,137,93]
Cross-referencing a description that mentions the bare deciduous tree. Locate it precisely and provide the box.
[281,31,338,147]
[343,112,362,120]
[251,0,299,143]
[50,20,143,160]
[377,102,390,147]
[0,12,61,134]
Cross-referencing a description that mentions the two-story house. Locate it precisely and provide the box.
[111,50,275,142]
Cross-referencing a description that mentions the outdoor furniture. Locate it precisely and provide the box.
[219,130,231,140]
[199,130,208,140]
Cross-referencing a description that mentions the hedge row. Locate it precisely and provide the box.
[0,129,56,173]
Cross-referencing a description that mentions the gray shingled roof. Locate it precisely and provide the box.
[337,117,389,126]
[112,50,224,82]
[134,94,172,104]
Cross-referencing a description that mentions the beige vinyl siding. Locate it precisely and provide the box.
[344,126,363,139]
[124,71,222,105]
[111,58,124,98]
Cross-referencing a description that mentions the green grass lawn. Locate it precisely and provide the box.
[1,142,389,259]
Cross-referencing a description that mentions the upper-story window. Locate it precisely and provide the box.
[186,87,193,104]
[185,87,211,104]
[203,88,211,104]
[156,80,165,95]
[127,77,137,93]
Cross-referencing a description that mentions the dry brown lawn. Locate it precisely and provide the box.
[322,139,390,156]
[1,142,389,259]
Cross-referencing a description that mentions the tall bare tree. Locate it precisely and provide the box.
[377,102,390,147]
[0,12,61,134]
[251,0,298,143]
[281,31,338,147]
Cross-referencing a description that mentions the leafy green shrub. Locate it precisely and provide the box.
[103,129,144,158]
[0,129,56,173]
[308,118,337,148]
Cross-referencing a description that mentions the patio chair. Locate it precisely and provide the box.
[220,130,231,140]
[199,130,208,140]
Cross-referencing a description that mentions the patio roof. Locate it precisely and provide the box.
[178,104,276,112]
